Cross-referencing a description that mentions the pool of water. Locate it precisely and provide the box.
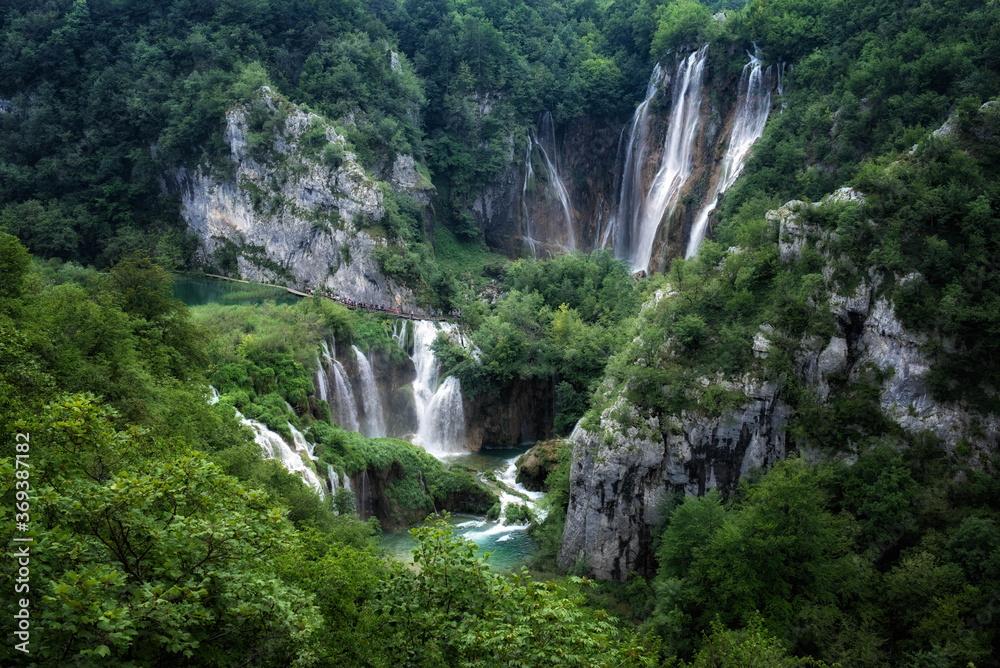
[173,276,300,307]
[381,446,545,572]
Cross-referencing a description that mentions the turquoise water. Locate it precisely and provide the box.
[381,446,543,572]
[172,276,299,307]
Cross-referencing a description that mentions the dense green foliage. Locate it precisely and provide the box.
[650,450,1000,666]
[4,0,1000,664]
[434,249,653,432]
[1,240,652,665]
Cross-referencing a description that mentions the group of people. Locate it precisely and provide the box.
[303,287,458,320]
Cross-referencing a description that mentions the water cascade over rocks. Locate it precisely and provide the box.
[685,52,773,258]
[631,46,709,272]
[331,359,361,432]
[288,421,317,460]
[521,111,576,256]
[601,63,667,257]
[241,411,326,497]
[314,354,330,403]
[209,386,326,496]
[411,320,468,454]
[352,345,386,438]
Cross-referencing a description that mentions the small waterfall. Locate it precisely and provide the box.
[685,52,772,259]
[332,360,361,432]
[237,411,325,497]
[392,320,408,351]
[208,386,220,404]
[328,463,338,495]
[352,345,386,438]
[315,354,330,403]
[632,46,709,272]
[411,320,468,454]
[522,111,575,254]
[602,64,667,256]
[288,422,317,460]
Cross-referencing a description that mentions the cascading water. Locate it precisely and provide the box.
[391,319,408,351]
[522,112,575,255]
[685,52,772,259]
[411,320,468,454]
[315,354,330,403]
[238,411,325,497]
[288,422,317,460]
[521,138,539,257]
[601,64,667,256]
[332,360,360,432]
[631,46,709,273]
[328,463,338,494]
[352,345,386,438]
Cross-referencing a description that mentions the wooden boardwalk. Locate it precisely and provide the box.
[203,274,454,321]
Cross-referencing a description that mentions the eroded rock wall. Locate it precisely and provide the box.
[559,189,999,581]
[164,90,428,310]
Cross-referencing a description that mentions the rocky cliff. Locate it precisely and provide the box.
[477,46,772,270]
[558,189,999,581]
[163,88,430,310]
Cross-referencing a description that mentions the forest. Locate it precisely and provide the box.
[2,0,1000,665]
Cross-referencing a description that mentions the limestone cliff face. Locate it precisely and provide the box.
[164,89,428,310]
[465,378,555,449]
[559,189,999,581]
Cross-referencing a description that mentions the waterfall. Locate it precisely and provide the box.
[602,64,667,256]
[352,345,386,438]
[332,360,361,432]
[237,411,325,497]
[391,319,408,351]
[315,354,330,403]
[411,320,468,454]
[288,421,317,460]
[521,137,539,257]
[685,52,772,259]
[632,46,709,272]
[522,111,575,255]
[328,463,338,494]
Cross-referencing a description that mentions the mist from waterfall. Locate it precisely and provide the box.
[352,345,386,438]
[685,52,773,259]
[521,111,575,255]
[411,320,468,454]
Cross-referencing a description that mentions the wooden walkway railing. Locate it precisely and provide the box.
[203,274,455,321]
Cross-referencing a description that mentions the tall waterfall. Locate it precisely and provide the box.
[685,53,772,258]
[521,138,539,257]
[352,345,386,438]
[601,63,667,256]
[522,111,575,255]
[332,360,361,432]
[411,320,467,454]
[632,46,709,272]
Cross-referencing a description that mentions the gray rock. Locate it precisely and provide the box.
[164,90,419,310]
[558,379,788,580]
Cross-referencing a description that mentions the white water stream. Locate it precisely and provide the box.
[686,52,772,258]
[631,46,709,272]
[411,320,467,454]
[352,345,386,438]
